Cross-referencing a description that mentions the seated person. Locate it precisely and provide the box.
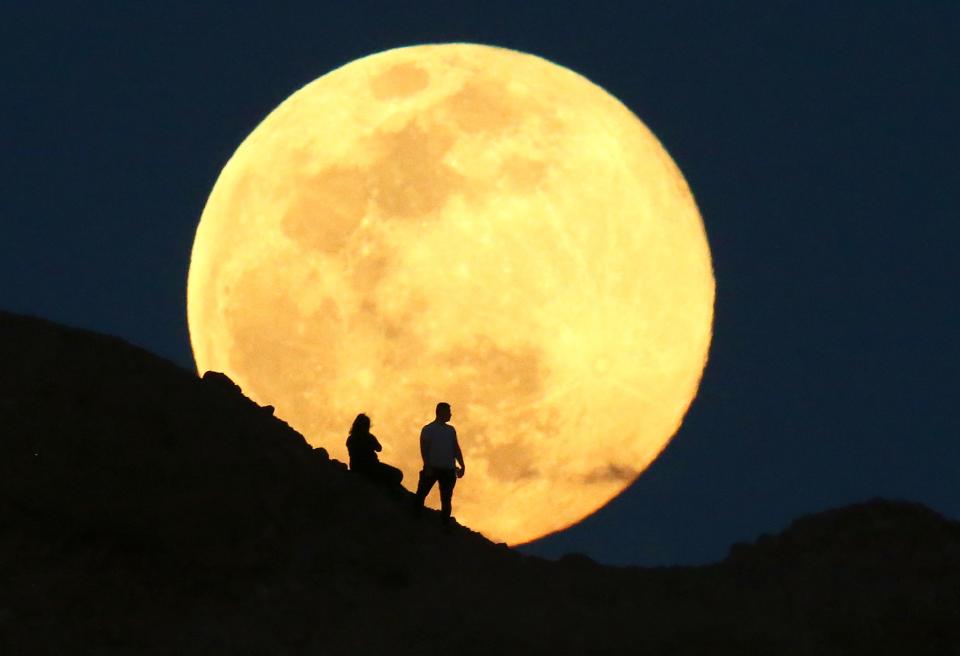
[345,413,403,487]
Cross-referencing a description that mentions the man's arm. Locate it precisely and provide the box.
[419,427,429,468]
[453,429,465,473]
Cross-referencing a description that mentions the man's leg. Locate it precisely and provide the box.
[437,469,457,524]
[414,468,437,514]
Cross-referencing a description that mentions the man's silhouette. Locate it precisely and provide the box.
[414,402,465,525]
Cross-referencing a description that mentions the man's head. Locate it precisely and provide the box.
[435,402,451,423]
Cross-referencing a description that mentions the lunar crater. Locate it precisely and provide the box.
[582,463,638,485]
[443,79,528,135]
[370,62,431,100]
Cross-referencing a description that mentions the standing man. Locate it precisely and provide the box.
[414,402,465,525]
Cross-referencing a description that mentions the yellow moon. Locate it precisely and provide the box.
[187,44,714,545]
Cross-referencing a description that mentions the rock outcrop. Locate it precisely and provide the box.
[0,311,957,655]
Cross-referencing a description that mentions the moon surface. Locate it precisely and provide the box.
[187,44,714,545]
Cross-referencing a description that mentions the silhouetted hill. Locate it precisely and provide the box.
[1,311,958,655]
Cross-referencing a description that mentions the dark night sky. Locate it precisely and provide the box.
[3,2,958,566]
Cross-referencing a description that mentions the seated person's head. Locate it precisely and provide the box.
[350,413,371,435]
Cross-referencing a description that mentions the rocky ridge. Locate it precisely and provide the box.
[0,311,957,654]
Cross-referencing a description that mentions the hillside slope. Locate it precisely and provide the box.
[1,311,957,655]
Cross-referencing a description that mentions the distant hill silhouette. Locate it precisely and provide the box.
[1,311,957,655]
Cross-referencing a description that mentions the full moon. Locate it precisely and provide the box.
[187,44,714,545]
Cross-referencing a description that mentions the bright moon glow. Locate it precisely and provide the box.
[188,44,714,545]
